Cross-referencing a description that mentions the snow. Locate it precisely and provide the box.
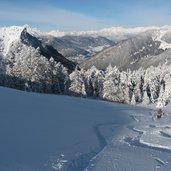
[85,45,110,56]
[0,26,24,55]
[47,30,66,37]
[130,59,138,64]
[1,86,171,171]
[2,25,171,56]
[0,86,140,170]
[51,155,68,171]
[86,104,171,171]
[0,25,44,56]
[139,125,171,151]
[153,29,171,50]
[49,26,161,38]
[87,45,109,53]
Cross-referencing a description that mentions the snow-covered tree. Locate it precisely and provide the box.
[157,71,171,107]
[130,93,136,105]
[84,66,104,98]
[0,56,5,75]
[119,71,130,103]
[1,41,171,108]
[69,67,86,97]
[156,86,165,108]
[102,65,124,102]
[47,57,60,93]
[142,90,150,104]
[55,62,69,94]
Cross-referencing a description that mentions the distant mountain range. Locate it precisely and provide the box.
[47,25,171,69]
[40,35,115,62]
[1,25,171,72]
[81,28,171,70]
[0,25,116,64]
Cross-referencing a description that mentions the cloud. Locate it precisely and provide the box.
[0,4,114,31]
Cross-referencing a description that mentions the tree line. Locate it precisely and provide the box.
[0,50,170,107]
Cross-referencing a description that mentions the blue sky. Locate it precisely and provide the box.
[0,0,171,31]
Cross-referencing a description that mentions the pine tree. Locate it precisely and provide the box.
[102,65,124,102]
[48,58,61,94]
[130,93,136,105]
[142,90,150,104]
[69,66,86,97]
[84,66,104,98]
[156,86,165,108]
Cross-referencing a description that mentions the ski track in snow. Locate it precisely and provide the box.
[0,86,147,171]
[1,87,171,171]
[87,106,171,171]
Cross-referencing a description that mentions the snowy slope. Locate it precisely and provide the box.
[1,87,171,171]
[153,29,171,50]
[0,26,24,55]
[0,25,44,56]
[87,104,171,171]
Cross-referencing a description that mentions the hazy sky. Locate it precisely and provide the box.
[0,0,171,31]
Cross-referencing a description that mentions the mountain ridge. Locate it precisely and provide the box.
[0,26,76,72]
[80,29,171,70]
[0,25,115,61]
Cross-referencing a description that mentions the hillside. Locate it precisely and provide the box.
[1,87,171,171]
[81,29,171,70]
[40,35,115,62]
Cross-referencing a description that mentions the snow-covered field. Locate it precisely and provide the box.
[0,86,171,171]
[87,104,171,171]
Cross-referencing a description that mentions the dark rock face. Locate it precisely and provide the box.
[19,28,76,72]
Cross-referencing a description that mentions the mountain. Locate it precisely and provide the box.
[1,25,171,105]
[35,34,115,63]
[5,25,171,66]
[1,25,115,63]
[80,28,171,70]
[0,26,76,72]
[39,35,115,63]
